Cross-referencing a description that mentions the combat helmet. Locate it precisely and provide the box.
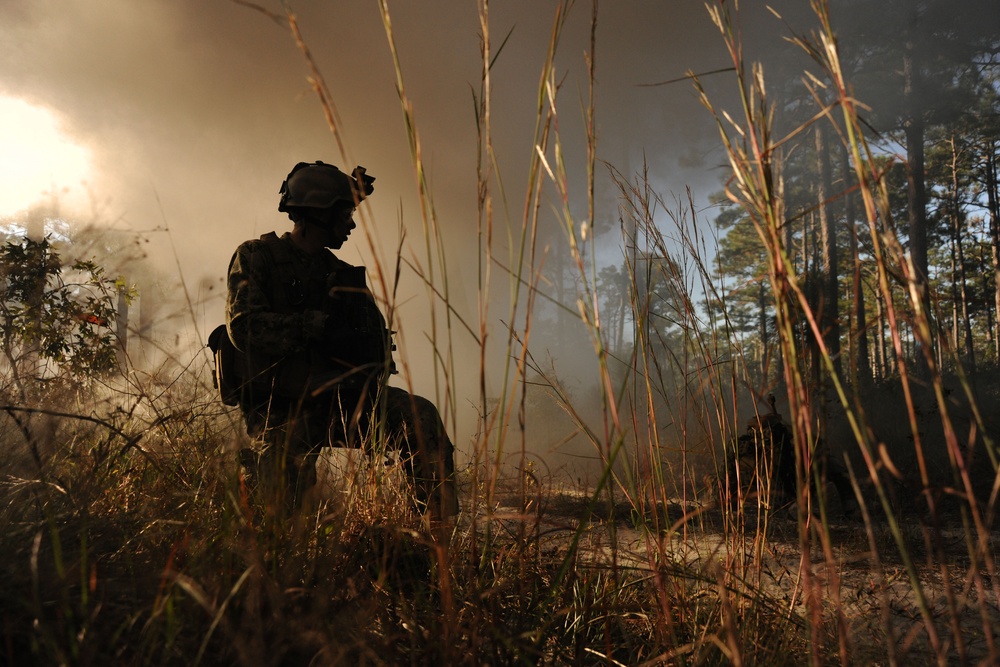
[746,393,783,435]
[278,161,375,213]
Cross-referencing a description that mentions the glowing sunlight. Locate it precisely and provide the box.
[0,96,92,216]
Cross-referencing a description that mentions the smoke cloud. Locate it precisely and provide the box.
[2,0,992,456]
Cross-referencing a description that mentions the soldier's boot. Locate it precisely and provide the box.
[422,478,458,544]
[238,447,257,479]
[237,448,261,503]
[827,466,859,518]
[430,476,459,521]
[287,451,320,517]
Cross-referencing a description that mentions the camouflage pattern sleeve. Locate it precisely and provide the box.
[225,239,323,356]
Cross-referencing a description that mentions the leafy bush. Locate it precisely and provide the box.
[0,235,131,393]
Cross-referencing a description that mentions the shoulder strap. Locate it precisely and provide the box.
[259,231,294,271]
[259,230,345,276]
[256,232,301,308]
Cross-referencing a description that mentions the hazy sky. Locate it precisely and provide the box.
[0,1,801,255]
[0,1,760,368]
[6,0,984,451]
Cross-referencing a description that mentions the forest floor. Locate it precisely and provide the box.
[489,483,1000,666]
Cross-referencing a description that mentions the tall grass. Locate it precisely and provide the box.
[2,0,998,665]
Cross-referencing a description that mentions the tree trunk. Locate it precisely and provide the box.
[875,289,887,382]
[840,143,870,386]
[949,136,975,372]
[950,213,960,351]
[986,140,1000,362]
[851,213,870,387]
[615,270,626,356]
[758,281,768,379]
[816,124,841,377]
[903,45,931,371]
[116,284,129,370]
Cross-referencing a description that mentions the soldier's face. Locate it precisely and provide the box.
[319,206,356,249]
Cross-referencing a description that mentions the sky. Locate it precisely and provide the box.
[3,0,991,457]
[0,1,798,269]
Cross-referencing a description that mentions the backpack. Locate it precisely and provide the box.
[206,233,292,408]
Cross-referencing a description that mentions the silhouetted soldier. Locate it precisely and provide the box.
[222,161,458,522]
[728,394,856,517]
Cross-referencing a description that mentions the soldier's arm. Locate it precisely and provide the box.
[225,241,325,356]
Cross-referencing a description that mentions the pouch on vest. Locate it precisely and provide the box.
[208,324,241,406]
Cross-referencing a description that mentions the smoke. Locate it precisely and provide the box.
[3,0,989,460]
[0,1,737,254]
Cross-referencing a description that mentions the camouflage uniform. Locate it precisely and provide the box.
[226,231,457,516]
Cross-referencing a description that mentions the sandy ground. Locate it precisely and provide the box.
[496,482,1000,666]
[317,450,999,664]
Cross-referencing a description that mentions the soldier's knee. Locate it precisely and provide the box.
[414,394,444,425]
[391,392,438,430]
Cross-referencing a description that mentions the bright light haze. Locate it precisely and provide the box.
[0,96,91,217]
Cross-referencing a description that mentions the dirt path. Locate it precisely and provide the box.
[498,486,1000,665]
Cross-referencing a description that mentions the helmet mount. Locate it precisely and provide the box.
[278,161,375,213]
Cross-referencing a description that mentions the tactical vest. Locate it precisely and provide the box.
[209,232,393,406]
